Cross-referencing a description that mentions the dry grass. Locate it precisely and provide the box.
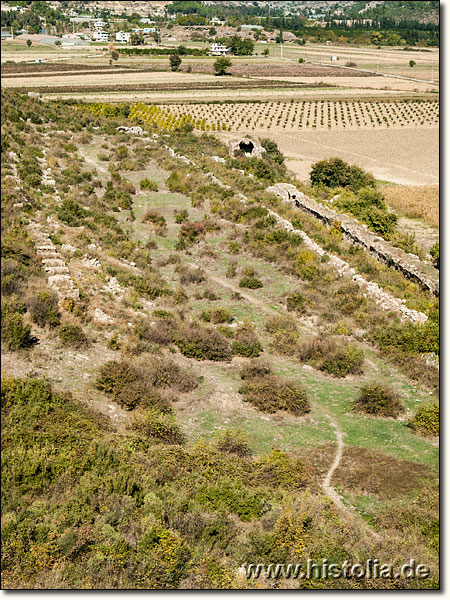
[382,184,439,227]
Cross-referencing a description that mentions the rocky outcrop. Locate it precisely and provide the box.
[229,138,266,159]
[267,183,439,297]
[116,126,144,135]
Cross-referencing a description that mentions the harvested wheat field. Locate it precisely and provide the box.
[381,184,439,227]
[219,127,438,186]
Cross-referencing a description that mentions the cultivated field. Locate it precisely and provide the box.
[163,99,439,131]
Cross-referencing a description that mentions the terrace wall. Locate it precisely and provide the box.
[267,183,439,297]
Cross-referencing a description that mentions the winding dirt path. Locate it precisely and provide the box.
[321,413,381,541]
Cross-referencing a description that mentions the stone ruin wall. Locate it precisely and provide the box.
[267,183,439,297]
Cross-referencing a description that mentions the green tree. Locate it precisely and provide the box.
[214,56,232,75]
[26,39,32,47]
[263,48,269,57]
[229,35,254,56]
[169,53,182,71]
[55,39,62,46]
[409,59,416,67]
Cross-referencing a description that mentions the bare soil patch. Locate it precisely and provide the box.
[333,446,435,499]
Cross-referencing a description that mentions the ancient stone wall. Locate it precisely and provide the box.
[267,183,439,297]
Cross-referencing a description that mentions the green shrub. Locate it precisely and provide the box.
[1,375,52,409]
[286,292,306,313]
[1,311,34,350]
[146,356,198,392]
[239,372,309,416]
[260,139,285,165]
[196,479,265,521]
[174,324,232,361]
[178,265,205,285]
[142,210,167,236]
[135,317,176,346]
[240,361,272,380]
[58,324,88,348]
[408,402,439,436]
[231,327,263,358]
[201,308,234,324]
[140,177,158,192]
[27,291,60,328]
[354,383,404,418]
[96,360,163,410]
[57,198,87,227]
[320,344,364,377]
[174,209,189,223]
[310,158,375,191]
[214,427,252,457]
[253,448,310,489]
[266,316,300,355]
[430,242,439,269]
[95,360,139,397]
[373,321,439,356]
[239,276,263,289]
[130,408,185,444]
[298,337,365,377]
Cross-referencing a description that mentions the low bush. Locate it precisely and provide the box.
[320,344,364,377]
[140,178,158,192]
[266,316,300,355]
[430,242,439,269]
[57,198,87,227]
[201,308,233,324]
[298,337,365,377]
[174,324,232,361]
[58,324,88,348]
[240,361,272,380]
[372,321,439,356]
[27,291,60,328]
[196,480,266,522]
[214,428,252,457]
[95,360,167,411]
[334,188,398,240]
[231,326,263,358]
[178,265,205,285]
[142,210,167,236]
[239,371,309,416]
[135,316,176,346]
[146,356,198,392]
[174,209,189,224]
[286,292,306,313]
[130,408,185,444]
[239,276,263,289]
[354,383,404,418]
[1,310,34,350]
[408,402,439,436]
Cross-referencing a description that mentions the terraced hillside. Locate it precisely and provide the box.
[1,91,439,590]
